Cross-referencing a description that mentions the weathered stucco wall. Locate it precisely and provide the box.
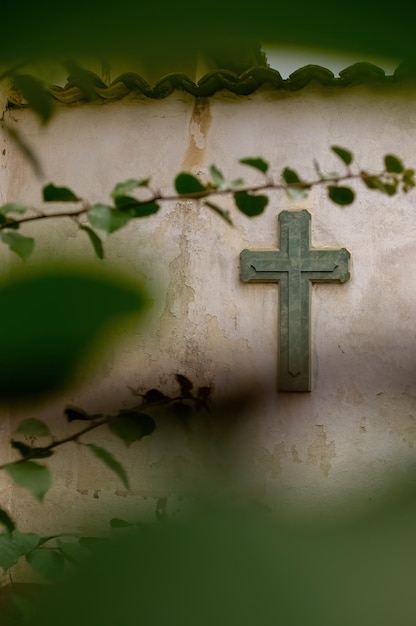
[2,79,416,580]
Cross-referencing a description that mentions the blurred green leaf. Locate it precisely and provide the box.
[0,267,148,401]
[26,548,65,581]
[16,418,51,437]
[234,191,268,216]
[0,508,16,533]
[174,173,206,195]
[239,157,269,173]
[0,232,35,260]
[88,204,130,233]
[282,167,302,184]
[4,461,52,501]
[107,413,156,447]
[111,179,150,200]
[331,146,353,166]
[0,203,28,215]
[43,184,79,202]
[57,540,89,564]
[118,199,160,218]
[385,154,404,173]
[209,164,225,188]
[328,186,355,205]
[13,74,54,124]
[204,201,233,226]
[2,123,43,177]
[64,406,95,422]
[0,531,39,570]
[86,444,130,489]
[109,518,133,528]
[79,225,104,259]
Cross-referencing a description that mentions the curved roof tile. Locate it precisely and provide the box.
[7,62,416,107]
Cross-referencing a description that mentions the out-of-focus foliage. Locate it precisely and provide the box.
[0,265,149,401]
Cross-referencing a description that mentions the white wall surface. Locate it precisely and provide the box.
[2,81,416,580]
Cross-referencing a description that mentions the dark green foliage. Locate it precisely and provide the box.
[331,146,353,166]
[43,184,79,202]
[328,185,355,205]
[239,157,269,173]
[107,413,156,447]
[0,267,148,401]
[174,173,206,195]
[234,191,268,216]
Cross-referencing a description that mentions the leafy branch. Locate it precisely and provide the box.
[0,148,414,261]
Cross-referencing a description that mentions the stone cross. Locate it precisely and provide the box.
[240,210,350,391]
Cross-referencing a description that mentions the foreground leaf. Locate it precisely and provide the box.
[87,444,130,489]
[26,548,65,580]
[0,531,39,569]
[174,173,206,195]
[0,267,148,401]
[43,184,79,202]
[13,74,54,124]
[239,157,269,173]
[234,191,268,216]
[0,232,35,260]
[107,413,156,447]
[4,461,52,501]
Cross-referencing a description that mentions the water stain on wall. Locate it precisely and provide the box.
[182,97,212,171]
[307,425,335,477]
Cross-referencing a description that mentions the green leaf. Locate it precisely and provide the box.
[57,540,89,564]
[87,444,130,489]
[174,173,206,195]
[331,146,353,166]
[79,225,104,259]
[107,412,156,447]
[0,203,28,215]
[209,164,225,188]
[234,191,268,217]
[64,406,95,422]
[239,157,269,173]
[204,201,234,226]
[282,167,302,184]
[16,418,51,437]
[0,232,35,260]
[0,267,148,401]
[384,154,404,173]
[4,461,52,501]
[111,178,150,200]
[0,531,39,569]
[42,183,79,202]
[13,74,54,124]
[26,548,65,581]
[286,187,309,201]
[11,440,53,459]
[87,204,130,233]
[120,200,160,218]
[328,186,355,206]
[176,373,193,396]
[109,518,133,528]
[0,509,16,533]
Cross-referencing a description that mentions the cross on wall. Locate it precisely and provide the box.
[240,210,350,391]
